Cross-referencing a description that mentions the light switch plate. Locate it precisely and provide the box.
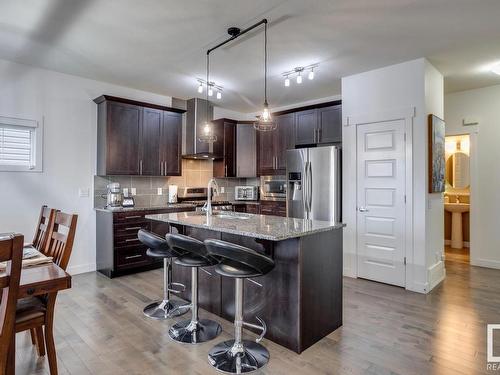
[78,188,89,198]
[131,188,137,196]
[220,187,225,193]
[157,188,162,195]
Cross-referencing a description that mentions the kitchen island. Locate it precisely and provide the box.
[146,211,344,353]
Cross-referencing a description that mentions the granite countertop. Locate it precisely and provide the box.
[146,211,344,241]
[94,203,196,213]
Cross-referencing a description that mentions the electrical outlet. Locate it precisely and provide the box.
[131,188,137,196]
[157,188,162,195]
[123,188,129,197]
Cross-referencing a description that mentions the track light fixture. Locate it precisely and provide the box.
[282,64,319,87]
[195,79,223,100]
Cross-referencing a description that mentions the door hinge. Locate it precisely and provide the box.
[404,257,407,265]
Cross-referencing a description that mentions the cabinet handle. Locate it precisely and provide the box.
[318,127,322,142]
[160,161,163,176]
[140,160,143,175]
[125,254,142,260]
[124,215,142,219]
[125,226,142,231]
[164,161,167,176]
[225,164,228,177]
[125,238,139,243]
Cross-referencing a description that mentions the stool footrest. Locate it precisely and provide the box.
[242,316,267,343]
[167,282,185,294]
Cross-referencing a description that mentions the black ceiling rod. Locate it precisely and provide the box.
[207,19,268,56]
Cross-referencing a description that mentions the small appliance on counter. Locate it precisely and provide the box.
[260,176,287,201]
[168,185,178,204]
[234,186,259,201]
[106,182,123,208]
[122,194,135,208]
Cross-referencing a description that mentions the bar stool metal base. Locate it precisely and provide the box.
[208,339,270,374]
[143,299,189,320]
[169,319,222,344]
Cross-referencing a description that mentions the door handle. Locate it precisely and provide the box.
[358,207,369,212]
[307,161,313,212]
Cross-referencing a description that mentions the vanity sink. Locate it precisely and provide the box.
[445,202,469,249]
[444,203,470,213]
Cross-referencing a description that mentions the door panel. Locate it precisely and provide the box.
[295,109,317,145]
[257,130,275,175]
[356,120,406,287]
[141,108,162,175]
[161,112,182,176]
[106,102,141,175]
[318,105,342,144]
[276,113,295,170]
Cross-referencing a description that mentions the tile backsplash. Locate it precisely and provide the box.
[94,159,254,208]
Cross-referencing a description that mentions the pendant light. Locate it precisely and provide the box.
[198,52,217,143]
[254,21,276,131]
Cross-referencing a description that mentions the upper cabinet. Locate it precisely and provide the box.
[236,123,257,178]
[95,95,185,176]
[213,119,237,178]
[294,103,342,146]
[257,113,295,176]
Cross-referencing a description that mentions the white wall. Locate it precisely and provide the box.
[341,58,444,293]
[0,58,172,274]
[445,84,500,269]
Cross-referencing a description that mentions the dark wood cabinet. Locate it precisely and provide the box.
[257,113,295,175]
[95,95,185,176]
[294,103,342,146]
[96,206,195,278]
[104,101,142,175]
[233,203,260,214]
[213,119,237,178]
[236,123,257,177]
[317,105,342,144]
[259,200,286,217]
[161,112,182,176]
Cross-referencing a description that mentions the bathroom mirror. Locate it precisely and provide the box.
[445,151,470,189]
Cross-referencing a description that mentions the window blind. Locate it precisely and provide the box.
[0,125,34,167]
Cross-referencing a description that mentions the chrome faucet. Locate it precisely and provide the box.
[204,178,220,216]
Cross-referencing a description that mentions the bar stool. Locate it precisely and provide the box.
[165,233,222,344]
[138,229,188,320]
[204,239,275,374]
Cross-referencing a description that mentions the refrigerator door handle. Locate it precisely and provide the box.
[307,161,313,214]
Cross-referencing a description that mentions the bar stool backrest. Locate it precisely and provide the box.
[204,239,275,277]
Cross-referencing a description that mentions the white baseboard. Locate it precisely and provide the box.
[406,280,429,294]
[67,263,96,275]
[444,240,470,248]
[428,261,446,291]
[471,258,500,270]
[343,266,357,278]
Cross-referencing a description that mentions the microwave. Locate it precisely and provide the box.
[260,176,287,201]
[235,186,259,201]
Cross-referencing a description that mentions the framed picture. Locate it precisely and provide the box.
[428,114,446,193]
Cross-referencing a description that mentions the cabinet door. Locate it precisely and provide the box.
[295,109,318,146]
[276,113,295,170]
[161,111,182,176]
[141,108,162,176]
[236,124,257,177]
[224,122,236,177]
[106,102,141,175]
[318,105,342,144]
[257,129,276,175]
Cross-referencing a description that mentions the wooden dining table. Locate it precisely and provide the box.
[0,245,72,374]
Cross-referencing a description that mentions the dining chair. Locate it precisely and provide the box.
[0,234,23,375]
[31,206,57,252]
[16,212,78,375]
[28,206,57,352]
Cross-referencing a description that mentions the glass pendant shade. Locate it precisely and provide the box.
[208,87,213,96]
[296,73,302,84]
[216,91,222,99]
[197,83,203,93]
[284,77,290,87]
[308,69,315,80]
[198,121,217,143]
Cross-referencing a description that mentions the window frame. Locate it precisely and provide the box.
[0,115,43,172]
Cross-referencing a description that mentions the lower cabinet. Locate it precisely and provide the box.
[96,207,195,278]
[259,201,286,217]
[233,203,260,214]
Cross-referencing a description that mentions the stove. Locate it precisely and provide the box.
[177,187,233,211]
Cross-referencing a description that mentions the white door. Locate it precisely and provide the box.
[356,120,406,287]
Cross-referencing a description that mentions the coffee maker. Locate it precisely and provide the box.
[106,183,123,208]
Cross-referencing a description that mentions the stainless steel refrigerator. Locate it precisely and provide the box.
[286,146,341,223]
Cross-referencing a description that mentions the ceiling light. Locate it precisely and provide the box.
[216,91,222,99]
[296,73,302,84]
[308,69,315,80]
[284,76,290,87]
[492,63,500,75]
[197,82,203,93]
[208,87,213,96]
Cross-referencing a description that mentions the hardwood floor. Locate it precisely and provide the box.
[445,245,470,264]
[15,258,500,375]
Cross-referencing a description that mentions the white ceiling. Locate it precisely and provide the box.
[1,0,500,113]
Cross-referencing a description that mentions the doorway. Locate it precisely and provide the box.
[444,134,471,264]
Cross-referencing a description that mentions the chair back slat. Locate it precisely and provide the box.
[44,212,78,271]
[32,206,57,252]
[0,234,23,372]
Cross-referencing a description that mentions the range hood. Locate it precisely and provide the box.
[183,98,219,160]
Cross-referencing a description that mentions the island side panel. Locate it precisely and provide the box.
[221,233,301,353]
[299,228,343,352]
